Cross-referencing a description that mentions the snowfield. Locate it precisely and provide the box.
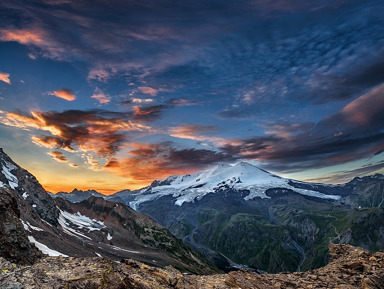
[58,209,105,240]
[129,162,341,209]
[28,236,68,257]
[1,160,19,189]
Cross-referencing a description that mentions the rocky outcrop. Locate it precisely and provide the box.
[0,148,59,226]
[0,189,42,264]
[343,175,384,208]
[0,244,382,288]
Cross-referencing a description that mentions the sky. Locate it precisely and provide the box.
[0,0,384,194]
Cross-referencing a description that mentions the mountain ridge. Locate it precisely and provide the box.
[0,148,218,274]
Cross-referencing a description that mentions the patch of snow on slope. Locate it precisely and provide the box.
[1,160,18,189]
[22,192,28,199]
[107,244,139,254]
[60,210,105,231]
[130,162,341,207]
[21,220,30,231]
[21,220,44,232]
[0,181,4,188]
[107,233,113,240]
[28,236,68,257]
[58,209,106,240]
[58,211,91,240]
[42,220,52,227]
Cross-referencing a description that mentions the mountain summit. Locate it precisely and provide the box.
[129,161,340,209]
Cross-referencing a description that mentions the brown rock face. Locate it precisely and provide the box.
[0,189,42,265]
[0,244,382,288]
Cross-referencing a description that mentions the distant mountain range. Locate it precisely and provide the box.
[0,148,216,274]
[55,160,384,272]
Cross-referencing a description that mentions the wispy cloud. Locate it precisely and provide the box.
[48,150,68,163]
[104,142,234,186]
[0,28,45,46]
[138,86,159,96]
[132,105,170,121]
[220,84,384,173]
[169,124,216,139]
[0,72,11,84]
[91,90,110,104]
[0,27,68,59]
[130,98,154,103]
[168,124,226,146]
[49,88,76,101]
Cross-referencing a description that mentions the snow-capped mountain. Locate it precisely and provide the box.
[128,161,341,210]
[98,161,384,273]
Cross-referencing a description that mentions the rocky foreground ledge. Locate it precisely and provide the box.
[0,244,383,289]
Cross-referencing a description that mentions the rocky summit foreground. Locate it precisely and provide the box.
[0,243,383,289]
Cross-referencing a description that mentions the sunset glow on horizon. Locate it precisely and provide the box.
[1,0,384,194]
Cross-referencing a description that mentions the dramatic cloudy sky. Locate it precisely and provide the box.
[1,0,384,193]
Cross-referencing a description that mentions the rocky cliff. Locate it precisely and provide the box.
[0,244,382,288]
[0,188,42,264]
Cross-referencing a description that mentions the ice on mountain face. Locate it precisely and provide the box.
[130,162,341,207]
[58,213,92,240]
[0,181,4,188]
[58,210,105,240]
[1,160,18,189]
[107,244,139,254]
[60,210,105,231]
[21,219,44,232]
[21,220,30,231]
[28,236,68,257]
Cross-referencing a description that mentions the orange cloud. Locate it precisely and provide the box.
[103,144,188,186]
[138,86,159,96]
[0,27,66,60]
[49,88,76,101]
[341,83,384,125]
[169,124,215,139]
[0,28,45,45]
[91,92,110,104]
[0,72,11,84]
[103,142,234,187]
[0,110,61,135]
[264,122,313,139]
[132,105,169,121]
[0,109,153,169]
[168,124,229,146]
[48,151,68,163]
